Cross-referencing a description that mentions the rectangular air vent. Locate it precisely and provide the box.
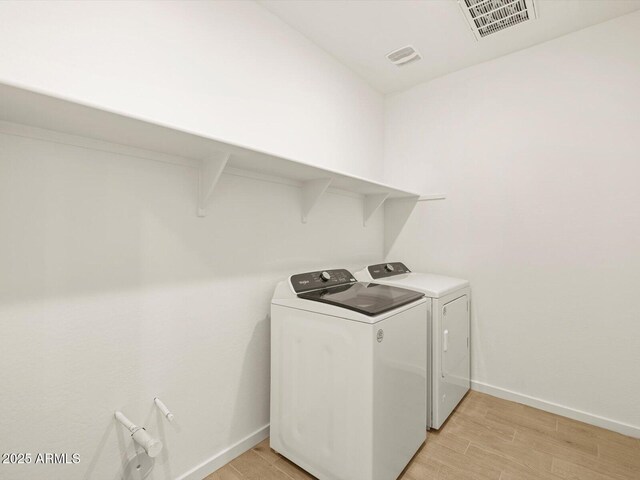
[459,0,537,40]
[386,45,422,66]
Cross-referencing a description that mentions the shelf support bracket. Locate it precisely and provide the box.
[301,178,332,223]
[198,152,231,217]
[363,193,389,226]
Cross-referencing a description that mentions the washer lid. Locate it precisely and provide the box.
[297,282,424,317]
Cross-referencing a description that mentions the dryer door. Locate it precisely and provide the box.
[439,295,470,423]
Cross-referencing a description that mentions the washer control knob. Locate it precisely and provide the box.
[385,263,395,272]
[320,271,331,282]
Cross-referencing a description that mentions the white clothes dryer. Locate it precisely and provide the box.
[355,262,470,430]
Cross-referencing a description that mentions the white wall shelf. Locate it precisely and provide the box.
[0,82,445,252]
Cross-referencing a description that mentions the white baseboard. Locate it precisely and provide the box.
[177,424,270,480]
[471,380,640,439]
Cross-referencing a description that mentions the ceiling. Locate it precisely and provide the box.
[258,0,640,94]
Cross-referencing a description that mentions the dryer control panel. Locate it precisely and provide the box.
[368,262,411,279]
[290,269,356,293]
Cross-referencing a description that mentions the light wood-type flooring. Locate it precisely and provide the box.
[205,391,640,480]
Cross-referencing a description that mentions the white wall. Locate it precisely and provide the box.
[384,11,640,434]
[0,130,384,480]
[0,1,387,479]
[0,0,384,180]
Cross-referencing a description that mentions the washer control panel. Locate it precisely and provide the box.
[290,269,356,293]
[367,262,411,279]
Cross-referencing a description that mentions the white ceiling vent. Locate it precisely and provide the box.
[386,45,422,66]
[459,0,537,40]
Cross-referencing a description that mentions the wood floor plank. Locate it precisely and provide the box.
[447,410,516,444]
[486,404,558,434]
[462,409,519,438]
[551,457,621,480]
[231,450,293,480]
[514,430,638,480]
[427,429,471,454]
[436,463,498,480]
[597,439,640,473]
[204,463,244,480]
[557,451,638,480]
[421,441,502,479]
[402,455,440,480]
[498,470,564,480]
[557,417,640,451]
[515,423,600,457]
[464,444,563,480]
[468,435,554,473]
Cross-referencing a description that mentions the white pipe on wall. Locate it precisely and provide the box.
[114,411,163,458]
[154,397,175,422]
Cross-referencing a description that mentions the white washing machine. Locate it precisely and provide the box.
[271,268,428,480]
[355,262,470,430]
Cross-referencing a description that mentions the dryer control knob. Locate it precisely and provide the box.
[320,271,331,281]
[385,263,395,272]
